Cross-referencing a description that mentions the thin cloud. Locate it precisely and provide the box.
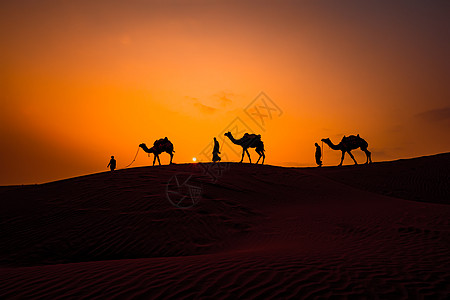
[186,91,237,115]
[186,96,217,115]
[185,96,198,102]
[383,125,403,133]
[415,107,450,122]
[213,92,233,107]
[193,102,217,114]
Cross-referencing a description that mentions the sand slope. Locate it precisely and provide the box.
[1,153,449,299]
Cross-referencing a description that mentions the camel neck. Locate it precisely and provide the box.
[326,140,340,150]
[227,134,240,144]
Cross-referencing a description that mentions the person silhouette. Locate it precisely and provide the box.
[107,155,116,171]
[212,137,221,163]
[315,143,322,167]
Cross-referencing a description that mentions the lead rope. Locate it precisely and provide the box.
[220,137,225,152]
[218,137,226,163]
[124,146,140,168]
[322,140,324,161]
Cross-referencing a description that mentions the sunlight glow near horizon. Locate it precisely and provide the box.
[0,0,449,185]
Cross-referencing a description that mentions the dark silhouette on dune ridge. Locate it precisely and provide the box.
[0,153,449,299]
[322,134,372,166]
[315,142,322,167]
[212,137,221,163]
[139,137,174,166]
[224,131,265,164]
[107,155,116,171]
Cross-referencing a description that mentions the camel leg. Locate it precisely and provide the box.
[157,155,161,166]
[246,149,252,164]
[366,149,372,163]
[348,151,357,165]
[240,148,245,163]
[363,149,368,164]
[153,155,156,166]
[169,152,173,164]
[339,151,345,166]
[256,149,265,164]
[256,150,261,164]
[361,147,371,164]
[257,154,265,164]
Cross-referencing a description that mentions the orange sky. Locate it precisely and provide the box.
[1,0,449,185]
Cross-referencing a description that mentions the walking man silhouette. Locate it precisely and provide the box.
[107,155,117,171]
[212,137,221,163]
[315,143,322,167]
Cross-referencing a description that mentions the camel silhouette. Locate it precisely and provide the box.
[139,137,174,166]
[321,134,372,166]
[224,132,265,164]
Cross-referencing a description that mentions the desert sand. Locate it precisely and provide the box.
[1,153,449,299]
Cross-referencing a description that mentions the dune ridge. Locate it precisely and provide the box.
[1,153,449,299]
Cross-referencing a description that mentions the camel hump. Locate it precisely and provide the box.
[153,138,163,147]
[341,135,365,147]
[153,138,172,150]
[245,133,261,141]
[342,135,358,142]
[242,133,262,148]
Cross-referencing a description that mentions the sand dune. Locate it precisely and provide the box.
[1,153,449,299]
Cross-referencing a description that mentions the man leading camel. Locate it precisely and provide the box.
[212,137,221,163]
[315,143,322,167]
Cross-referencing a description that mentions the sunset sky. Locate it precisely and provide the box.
[1,0,449,185]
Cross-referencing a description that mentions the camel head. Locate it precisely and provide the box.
[321,138,330,143]
[224,132,232,138]
[139,143,153,152]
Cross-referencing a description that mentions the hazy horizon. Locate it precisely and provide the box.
[1,0,449,185]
